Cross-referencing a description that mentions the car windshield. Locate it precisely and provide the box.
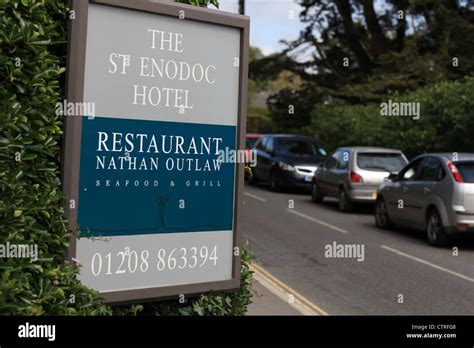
[357,153,407,173]
[275,139,326,156]
[245,137,259,149]
[456,162,474,183]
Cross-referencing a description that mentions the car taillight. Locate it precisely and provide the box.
[447,162,464,183]
[350,172,363,183]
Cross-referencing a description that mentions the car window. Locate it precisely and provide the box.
[436,164,446,181]
[326,151,340,169]
[245,137,259,149]
[357,152,407,173]
[274,138,325,156]
[266,137,274,153]
[400,158,423,181]
[256,137,267,151]
[456,162,474,183]
[337,150,350,170]
[418,157,442,182]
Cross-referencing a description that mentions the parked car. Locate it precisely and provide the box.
[375,153,474,246]
[311,147,408,212]
[245,133,261,150]
[252,134,327,191]
[244,133,261,180]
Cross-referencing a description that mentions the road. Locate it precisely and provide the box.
[242,182,474,315]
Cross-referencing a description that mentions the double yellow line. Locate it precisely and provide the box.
[250,262,329,316]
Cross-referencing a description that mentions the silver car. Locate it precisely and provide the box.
[312,147,408,212]
[375,153,474,246]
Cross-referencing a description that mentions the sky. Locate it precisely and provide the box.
[217,0,306,56]
[216,0,412,58]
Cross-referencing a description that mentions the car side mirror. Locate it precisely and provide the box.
[387,172,399,182]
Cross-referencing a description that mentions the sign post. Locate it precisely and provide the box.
[62,0,249,303]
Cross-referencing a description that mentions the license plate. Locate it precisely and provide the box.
[304,176,312,182]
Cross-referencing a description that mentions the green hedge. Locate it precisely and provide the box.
[0,0,252,315]
[309,76,474,159]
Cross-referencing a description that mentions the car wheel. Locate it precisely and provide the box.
[338,188,353,213]
[269,170,280,192]
[375,197,392,229]
[426,209,450,247]
[311,181,324,203]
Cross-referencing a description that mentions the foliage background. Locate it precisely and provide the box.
[0,0,252,315]
[308,77,474,158]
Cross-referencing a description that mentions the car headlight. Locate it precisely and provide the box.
[278,162,295,172]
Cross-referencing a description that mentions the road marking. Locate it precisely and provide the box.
[250,262,329,316]
[244,191,267,202]
[381,245,474,283]
[286,209,348,234]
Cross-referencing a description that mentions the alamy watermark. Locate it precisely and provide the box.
[0,242,38,262]
[324,241,365,262]
[55,99,96,118]
[216,147,257,167]
[380,99,420,120]
[18,322,55,342]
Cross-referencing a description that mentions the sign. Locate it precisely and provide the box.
[62,0,249,303]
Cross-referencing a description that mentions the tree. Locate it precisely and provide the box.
[251,0,474,119]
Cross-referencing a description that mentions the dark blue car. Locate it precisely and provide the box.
[251,134,328,191]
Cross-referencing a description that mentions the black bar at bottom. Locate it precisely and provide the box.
[0,316,473,346]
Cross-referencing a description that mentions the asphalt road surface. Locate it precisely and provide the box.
[242,182,474,315]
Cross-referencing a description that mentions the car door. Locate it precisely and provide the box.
[315,158,329,195]
[326,149,349,197]
[254,137,268,180]
[262,137,275,180]
[319,151,340,196]
[404,156,441,228]
[335,149,351,192]
[386,158,423,224]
